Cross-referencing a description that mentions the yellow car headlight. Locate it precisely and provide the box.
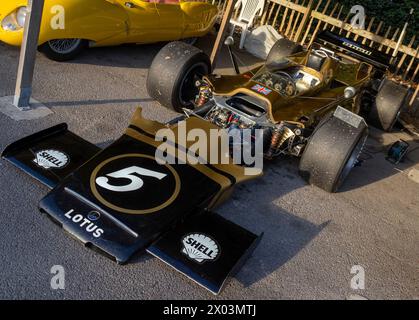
[16,7,28,28]
[1,14,17,31]
[1,6,27,31]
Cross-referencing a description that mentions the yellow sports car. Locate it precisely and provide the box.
[0,0,218,61]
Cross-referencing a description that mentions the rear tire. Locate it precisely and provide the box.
[39,39,87,61]
[367,79,408,131]
[266,38,303,68]
[147,41,211,113]
[299,114,368,193]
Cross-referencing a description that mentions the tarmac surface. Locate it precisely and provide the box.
[0,35,418,300]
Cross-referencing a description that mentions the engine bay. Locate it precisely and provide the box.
[253,66,321,96]
[193,93,307,160]
[204,95,266,129]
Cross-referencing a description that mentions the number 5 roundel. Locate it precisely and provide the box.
[90,154,181,215]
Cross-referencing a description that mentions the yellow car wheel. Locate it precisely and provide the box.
[38,39,88,62]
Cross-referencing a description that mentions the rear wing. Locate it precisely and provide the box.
[315,31,391,70]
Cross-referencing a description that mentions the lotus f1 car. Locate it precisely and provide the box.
[147,30,409,192]
[0,0,218,61]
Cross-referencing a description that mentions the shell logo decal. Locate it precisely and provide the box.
[181,233,220,263]
[33,149,69,169]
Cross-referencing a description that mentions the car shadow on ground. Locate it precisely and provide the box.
[339,126,419,192]
[42,98,154,109]
[69,43,165,69]
[214,157,330,288]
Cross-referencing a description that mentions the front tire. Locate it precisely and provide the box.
[299,113,368,193]
[39,39,87,61]
[147,41,211,113]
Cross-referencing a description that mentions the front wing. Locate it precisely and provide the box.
[2,108,261,294]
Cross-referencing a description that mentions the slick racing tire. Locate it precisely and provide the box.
[39,39,88,61]
[299,113,368,193]
[368,79,408,132]
[266,38,303,69]
[147,41,211,113]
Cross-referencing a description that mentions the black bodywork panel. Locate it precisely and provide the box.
[148,212,261,295]
[2,117,260,294]
[2,124,100,188]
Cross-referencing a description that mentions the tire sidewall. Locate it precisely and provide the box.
[368,79,408,131]
[300,113,368,192]
[332,128,368,192]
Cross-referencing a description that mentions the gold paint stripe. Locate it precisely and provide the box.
[125,128,233,189]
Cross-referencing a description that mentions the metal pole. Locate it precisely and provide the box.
[210,0,236,69]
[13,0,45,109]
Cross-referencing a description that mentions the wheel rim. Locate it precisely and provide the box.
[337,132,368,190]
[179,62,208,108]
[48,39,81,54]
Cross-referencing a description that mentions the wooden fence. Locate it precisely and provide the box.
[211,0,419,107]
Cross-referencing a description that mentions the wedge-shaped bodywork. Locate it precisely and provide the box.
[2,108,261,295]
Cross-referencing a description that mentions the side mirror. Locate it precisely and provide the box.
[344,87,357,99]
[224,36,235,47]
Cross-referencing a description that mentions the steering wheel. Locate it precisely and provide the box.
[275,71,293,81]
[276,71,297,96]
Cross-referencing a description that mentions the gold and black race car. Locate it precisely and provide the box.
[147,30,409,192]
[1,31,409,295]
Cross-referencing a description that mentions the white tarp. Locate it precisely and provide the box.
[244,25,283,60]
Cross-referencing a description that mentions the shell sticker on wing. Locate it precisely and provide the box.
[182,233,220,263]
[33,149,69,169]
